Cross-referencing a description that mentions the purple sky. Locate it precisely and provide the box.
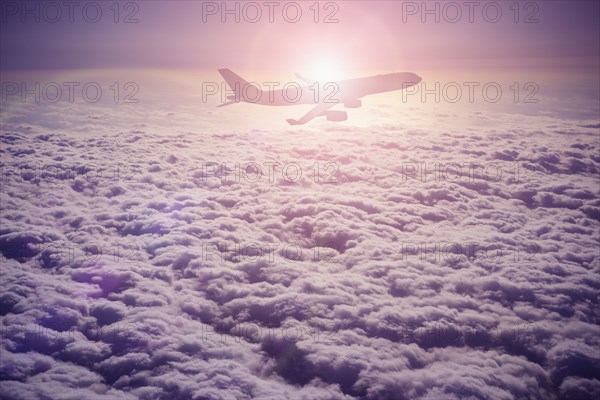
[1,1,598,71]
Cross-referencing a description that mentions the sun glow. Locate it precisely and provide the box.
[308,60,343,81]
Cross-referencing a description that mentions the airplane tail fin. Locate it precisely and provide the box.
[218,69,260,102]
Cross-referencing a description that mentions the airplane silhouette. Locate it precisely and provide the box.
[218,69,422,125]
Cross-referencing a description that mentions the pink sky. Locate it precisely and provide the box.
[2,1,598,72]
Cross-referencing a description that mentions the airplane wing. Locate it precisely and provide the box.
[286,103,336,126]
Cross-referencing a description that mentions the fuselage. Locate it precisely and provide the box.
[242,72,422,106]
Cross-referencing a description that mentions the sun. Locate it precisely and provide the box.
[309,60,343,81]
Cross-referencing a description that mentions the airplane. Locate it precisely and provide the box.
[217,68,422,125]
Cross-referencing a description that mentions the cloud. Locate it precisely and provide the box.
[1,86,599,399]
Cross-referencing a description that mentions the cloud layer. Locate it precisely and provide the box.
[1,89,599,400]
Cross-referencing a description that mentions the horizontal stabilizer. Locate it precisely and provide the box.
[295,73,316,85]
[217,100,238,108]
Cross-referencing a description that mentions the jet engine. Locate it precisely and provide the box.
[344,99,362,108]
[326,110,348,122]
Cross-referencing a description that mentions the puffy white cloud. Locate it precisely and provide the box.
[1,85,599,399]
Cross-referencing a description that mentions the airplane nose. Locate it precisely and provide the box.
[414,74,422,83]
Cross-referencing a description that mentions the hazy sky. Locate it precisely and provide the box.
[1,1,599,71]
